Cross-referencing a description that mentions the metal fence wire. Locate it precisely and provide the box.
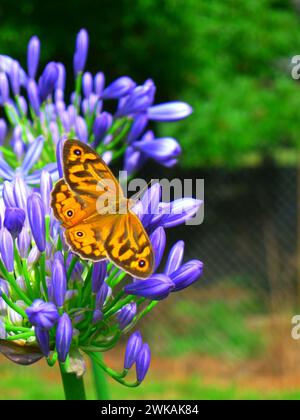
[140,164,300,367]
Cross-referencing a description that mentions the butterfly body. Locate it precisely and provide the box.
[51,140,154,279]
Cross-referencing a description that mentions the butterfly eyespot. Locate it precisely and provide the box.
[76,231,84,237]
[66,210,74,218]
[74,149,82,156]
[138,259,146,268]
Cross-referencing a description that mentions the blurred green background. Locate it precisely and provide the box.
[2,0,300,400]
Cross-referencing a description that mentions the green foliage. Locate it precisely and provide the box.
[146,296,265,360]
[1,360,300,399]
[0,0,299,168]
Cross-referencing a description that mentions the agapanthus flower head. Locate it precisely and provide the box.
[0,29,202,394]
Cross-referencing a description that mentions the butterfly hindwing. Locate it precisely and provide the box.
[65,212,154,278]
[103,211,154,279]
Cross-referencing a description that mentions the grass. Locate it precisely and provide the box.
[146,296,265,360]
[0,359,299,400]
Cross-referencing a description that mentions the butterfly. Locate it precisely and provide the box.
[51,139,154,279]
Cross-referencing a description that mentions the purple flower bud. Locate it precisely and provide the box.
[17,228,30,259]
[0,279,9,314]
[26,299,59,330]
[124,274,174,300]
[56,138,64,178]
[4,207,25,239]
[22,135,44,174]
[27,36,40,79]
[56,313,73,362]
[92,309,103,324]
[9,60,20,96]
[136,343,151,382]
[27,193,46,252]
[133,137,181,167]
[124,147,145,175]
[3,181,16,207]
[92,261,107,294]
[165,241,185,275]
[16,276,26,292]
[102,151,112,165]
[124,331,142,369]
[48,121,59,145]
[101,77,136,100]
[159,198,203,228]
[0,319,6,339]
[117,302,137,330]
[0,72,9,103]
[0,227,14,272]
[127,114,148,143]
[140,182,161,228]
[82,72,93,97]
[170,260,203,292]
[51,251,67,307]
[116,80,155,117]
[14,138,25,161]
[39,62,59,102]
[13,176,28,210]
[94,72,105,96]
[18,96,28,116]
[73,29,89,75]
[27,79,40,114]
[148,101,192,121]
[35,327,50,357]
[0,118,7,145]
[93,112,113,145]
[40,170,53,216]
[150,227,166,271]
[56,63,66,91]
[27,245,41,266]
[96,282,110,308]
[75,116,88,143]
[65,290,78,302]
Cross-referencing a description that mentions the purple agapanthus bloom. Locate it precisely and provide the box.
[0,29,202,391]
[0,135,58,188]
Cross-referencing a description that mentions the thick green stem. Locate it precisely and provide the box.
[91,352,110,400]
[59,364,86,400]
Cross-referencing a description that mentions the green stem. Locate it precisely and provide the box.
[6,331,35,341]
[88,351,138,388]
[59,364,86,400]
[90,353,110,400]
[1,293,27,318]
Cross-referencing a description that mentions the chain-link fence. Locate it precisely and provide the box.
[141,164,300,376]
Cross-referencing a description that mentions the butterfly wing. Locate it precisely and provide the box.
[51,179,97,228]
[0,340,43,365]
[63,139,123,208]
[65,211,154,278]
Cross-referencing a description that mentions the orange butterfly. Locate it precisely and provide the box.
[51,139,154,279]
